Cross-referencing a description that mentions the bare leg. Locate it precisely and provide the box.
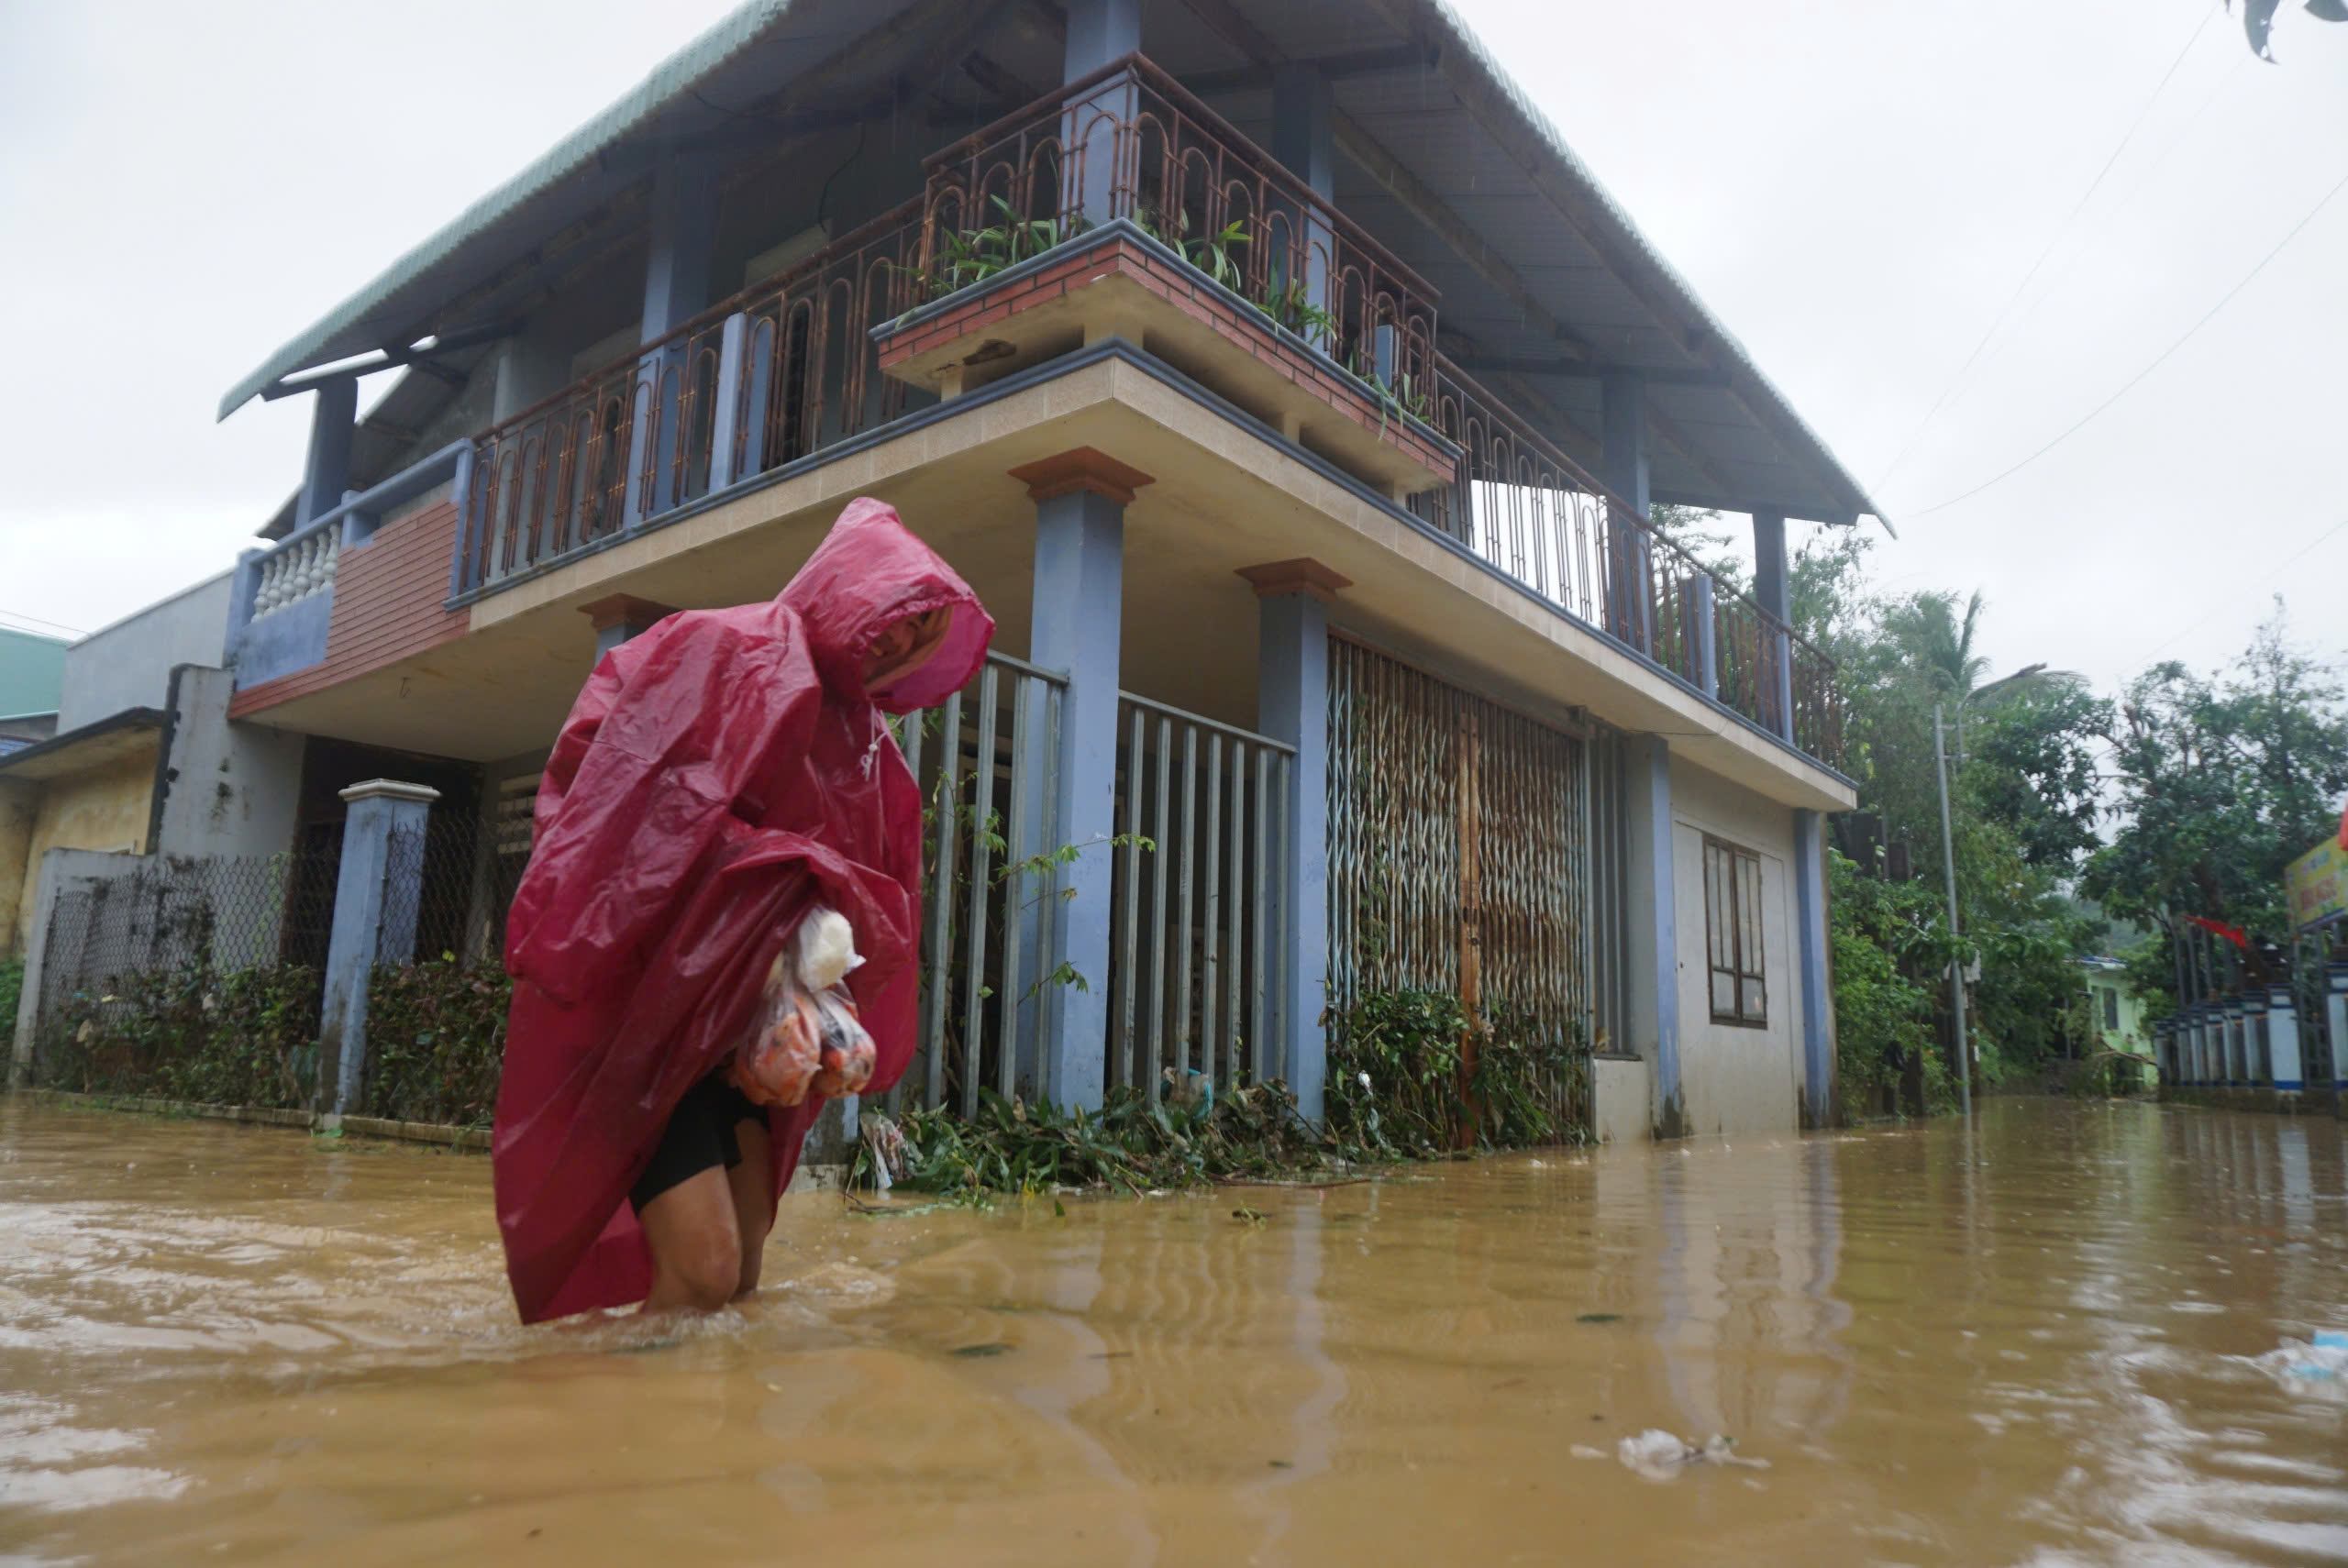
[637,1166,744,1315]
[726,1118,776,1298]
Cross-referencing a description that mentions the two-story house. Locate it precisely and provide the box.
[35,0,1875,1140]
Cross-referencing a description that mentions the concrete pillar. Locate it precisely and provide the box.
[2154,1020,2173,1087]
[1600,371,1652,655]
[2225,996,2248,1085]
[490,332,570,426]
[1689,572,1720,699]
[1063,0,1140,77]
[318,780,441,1117]
[626,152,722,527]
[1623,734,1682,1135]
[2266,983,2305,1093]
[579,594,678,661]
[296,377,358,528]
[1270,64,1335,339]
[1009,447,1153,1111]
[1238,558,1349,1123]
[1752,510,1795,739]
[706,313,769,490]
[1793,808,1833,1127]
[1062,0,1142,227]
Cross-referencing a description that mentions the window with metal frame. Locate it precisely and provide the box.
[1703,836,1767,1027]
[2102,988,2120,1032]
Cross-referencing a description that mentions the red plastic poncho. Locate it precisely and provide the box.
[492,498,993,1322]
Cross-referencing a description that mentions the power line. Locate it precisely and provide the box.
[1869,5,2217,493]
[1901,162,2348,520]
[2135,515,2348,663]
[0,607,87,639]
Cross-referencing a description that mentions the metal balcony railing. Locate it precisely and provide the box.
[445,55,1840,768]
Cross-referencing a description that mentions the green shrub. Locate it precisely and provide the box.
[41,961,322,1109]
[1327,988,1588,1155]
[355,958,512,1127]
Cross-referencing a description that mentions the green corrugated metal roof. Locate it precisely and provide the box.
[0,625,68,721]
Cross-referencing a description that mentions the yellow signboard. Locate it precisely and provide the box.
[2286,836,2348,931]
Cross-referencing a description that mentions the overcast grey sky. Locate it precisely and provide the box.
[3,0,2342,696]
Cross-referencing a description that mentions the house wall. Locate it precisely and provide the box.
[231,502,470,717]
[57,572,235,731]
[12,746,158,956]
[0,779,37,957]
[152,667,305,863]
[1669,753,1807,1137]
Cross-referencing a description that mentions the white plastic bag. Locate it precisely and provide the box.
[731,908,875,1107]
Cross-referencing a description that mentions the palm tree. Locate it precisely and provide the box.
[1883,590,1991,701]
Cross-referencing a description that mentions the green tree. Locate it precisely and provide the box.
[2085,603,2348,946]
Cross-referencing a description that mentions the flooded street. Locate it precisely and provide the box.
[2,1099,2343,1566]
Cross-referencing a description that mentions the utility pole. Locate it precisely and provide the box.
[1934,703,1972,1118]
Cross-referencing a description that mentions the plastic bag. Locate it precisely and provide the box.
[729,909,878,1107]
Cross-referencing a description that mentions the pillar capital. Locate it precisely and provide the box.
[1236,558,1351,602]
[580,596,679,660]
[337,778,442,808]
[1009,447,1155,506]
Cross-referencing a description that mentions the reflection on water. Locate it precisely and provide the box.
[1,1099,2343,1565]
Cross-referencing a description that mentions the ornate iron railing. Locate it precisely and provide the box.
[920,53,1440,400]
[1421,358,1844,768]
[456,199,926,594]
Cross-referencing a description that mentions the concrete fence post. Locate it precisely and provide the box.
[2265,983,2304,1094]
[2244,989,2271,1086]
[318,780,440,1118]
[2328,962,2348,1098]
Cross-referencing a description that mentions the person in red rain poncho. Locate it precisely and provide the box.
[492,498,993,1323]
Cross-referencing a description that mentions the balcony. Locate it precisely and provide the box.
[441,54,1842,771]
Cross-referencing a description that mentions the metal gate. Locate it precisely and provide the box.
[1326,637,1592,1135]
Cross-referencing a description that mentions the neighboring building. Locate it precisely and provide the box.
[0,625,68,757]
[2081,957,2149,1058]
[23,0,1877,1138]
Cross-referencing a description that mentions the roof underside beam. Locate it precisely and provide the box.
[1357,0,1875,526]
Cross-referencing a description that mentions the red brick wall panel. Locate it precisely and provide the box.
[230,502,470,718]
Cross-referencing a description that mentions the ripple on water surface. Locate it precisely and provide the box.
[0,1099,2344,1566]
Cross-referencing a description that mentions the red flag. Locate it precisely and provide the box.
[2185,914,2249,950]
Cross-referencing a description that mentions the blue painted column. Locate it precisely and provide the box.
[1689,572,1720,699]
[626,151,721,527]
[1600,371,1653,654]
[1239,558,1348,1123]
[2225,994,2248,1085]
[1793,807,1833,1127]
[1270,64,1336,337]
[296,377,358,528]
[1010,448,1152,1110]
[1753,511,1795,739]
[318,780,441,1117]
[1623,734,1682,1134]
[1062,0,1142,226]
[2266,982,2305,1093]
[2326,961,2348,1095]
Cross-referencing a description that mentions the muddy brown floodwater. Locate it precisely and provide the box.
[2,1099,2344,1566]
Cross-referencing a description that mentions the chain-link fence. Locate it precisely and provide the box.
[30,852,338,1105]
